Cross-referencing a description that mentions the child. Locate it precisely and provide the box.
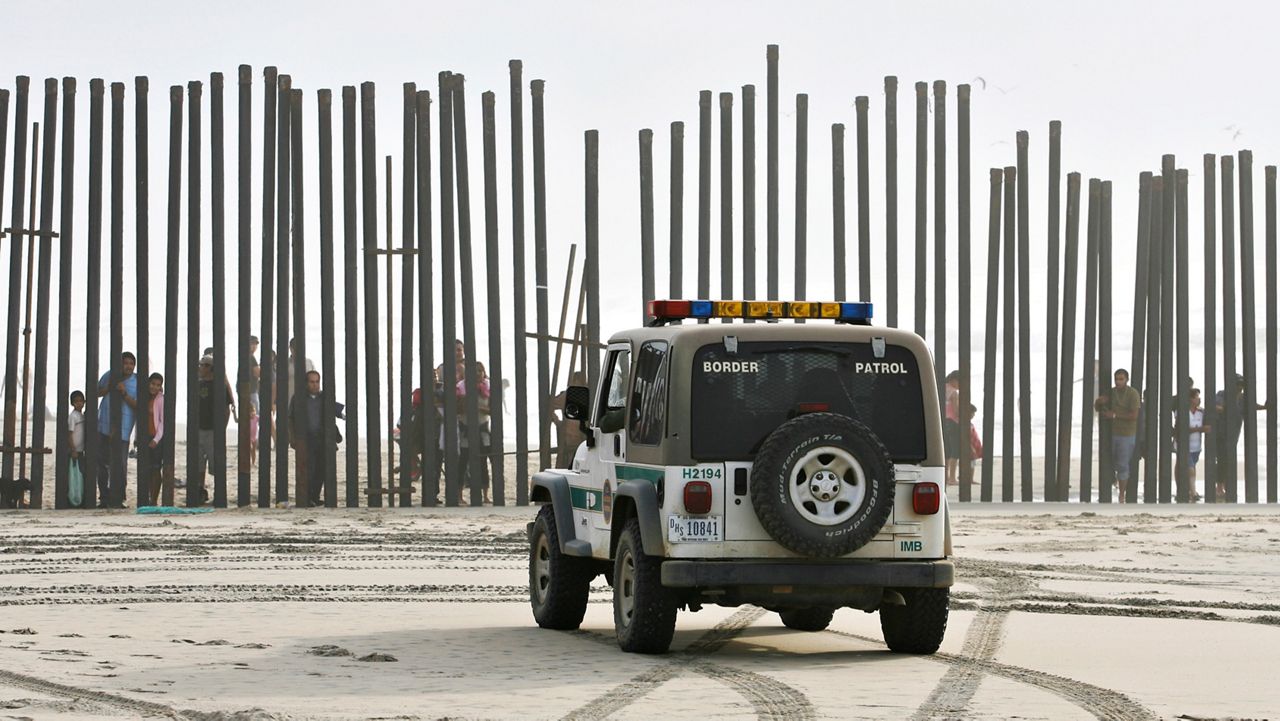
[249,403,260,468]
[943,371,961,485]
[965,403,983,482]
[146,373,168,506]
[68,391,86,507]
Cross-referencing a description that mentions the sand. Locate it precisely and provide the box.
[0,504,1276,719]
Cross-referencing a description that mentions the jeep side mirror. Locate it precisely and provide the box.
[564,385,590,421]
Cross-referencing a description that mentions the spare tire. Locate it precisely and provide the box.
[749,412,895,557]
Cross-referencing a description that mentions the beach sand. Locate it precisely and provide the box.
[0,504,1276,719]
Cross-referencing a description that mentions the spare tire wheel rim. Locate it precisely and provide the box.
[533,532,552,605]
[789,445,867,526]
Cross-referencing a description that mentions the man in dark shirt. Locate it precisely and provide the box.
[193,355,236,505]
[1214,373,1267,500]
[291,370,327,506]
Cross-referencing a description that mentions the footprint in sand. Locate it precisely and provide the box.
[308,645,352,657]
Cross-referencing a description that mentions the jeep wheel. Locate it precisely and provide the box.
[530,505,592,630]
[880,588,949,654]
[750,412,895,557]
[779,607,836,632]
[613,518,677,654]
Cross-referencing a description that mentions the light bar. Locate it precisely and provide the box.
[648,299,874,323]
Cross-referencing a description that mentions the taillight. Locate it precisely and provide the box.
[912,482,940,515]
[796,402,830,414]
[684,481,713,514]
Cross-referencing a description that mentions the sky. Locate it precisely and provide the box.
[2,0,1278,448]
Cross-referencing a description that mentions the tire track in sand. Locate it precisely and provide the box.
[562,606,815,721]
[0,667,180,718]
[829,629,1157,721]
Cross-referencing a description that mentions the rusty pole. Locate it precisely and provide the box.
[508,61,527,504]
[482,91,506,504]
[258,68,277,507]
[160,84,180,508]
[885,77,898,327]
[980,168,1002,502]
[211,72,228,508]
[832,122,845,301]
[54,78,75,508]
[1202,158,1217,503]
[1,76,29,484]
[1239,150,1260,501]
[856,95,870,302]
[29,79,58,509]
[1044,120,1062,498]
[742,85,756,302]
[1055,173,1082,501]
[957,84,972,497]
[1127,172,1153,503]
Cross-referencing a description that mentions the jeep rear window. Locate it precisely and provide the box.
[690,341,928,462]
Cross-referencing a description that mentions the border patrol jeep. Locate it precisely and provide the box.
[528,300,953,654]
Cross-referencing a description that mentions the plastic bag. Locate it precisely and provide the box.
[68,458,84,507]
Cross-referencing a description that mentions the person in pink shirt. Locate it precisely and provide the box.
[943,371,962,486]
[456,362,493,503]
[145,373,167,506]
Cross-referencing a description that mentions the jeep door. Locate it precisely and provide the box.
[588,344,631,533]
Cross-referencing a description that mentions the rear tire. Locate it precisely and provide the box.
[779,607,836,632]
[529,505,592,630]
[879,588,949,654]
[613,518,677,654]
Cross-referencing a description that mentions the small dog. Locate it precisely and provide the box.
[0,478,32,509]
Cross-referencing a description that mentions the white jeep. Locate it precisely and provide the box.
[528,301,953,654]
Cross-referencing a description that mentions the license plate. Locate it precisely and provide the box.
[667,515,722,542]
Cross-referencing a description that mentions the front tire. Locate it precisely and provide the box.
[530,505,592,630]
[779,607,836,632]
[613,518,677,654]
[880,588,949,654]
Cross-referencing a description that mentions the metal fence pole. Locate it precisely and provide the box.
[957,84,972,497]
[585,128,601,404]
[161,84,180,508]
[697,90,711,305]
[1044,120,1062,499]
[670,119,684,300]
[185,79,202,506]
[2,76,29,484]
[236,65,252,507]
[914,81,927,339]
[856,95,870,303]
[54,78,75,509]
[832,123,845,301]
[1098,180,1113,503]
[1055,173,1082,502]
[1127,172,1153,503]
[416,88,437,505]
[885,77,898,327]
[508,61,528,504]
[1002,165,1016,502]
[341,85,360,507]
[1266,165,1277,503]
[452,77,484,506]
[211,72,228,508]
[482,91,506,505]
[1158,158,1175,503]
[766,45,778,301]
[1220,156,1237,502]
[399,82,417,508]
[318,88,338,507]
[274,76,291,506]
[1202,157,1217,503]
[795,93,808,303]
[719,92,733,305]
[981,169,1002,502]
[438,73,460,505]
[532,78,551,475]
[1144,176,1165,503]
[1239,150,1260,502]
[258,68,277,507]
[934,82,947,407]
[109,83,125,507]
[1080,179,1100,503]
[640,128,655,321]
[742,85,755,303]
[132,76,150,509]
[289,88,309,506]
[83,79,101,509]
[1175,169,1191,503]
[359,81,382,504]
[1016,130,1032,501]
[29,79,58,509]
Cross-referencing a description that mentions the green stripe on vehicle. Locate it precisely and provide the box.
[569,485,603,512]
[616,464,665,484]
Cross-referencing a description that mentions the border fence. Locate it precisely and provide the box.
[0,45,1276,509]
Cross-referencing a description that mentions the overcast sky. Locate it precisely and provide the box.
[4,1,1277,438]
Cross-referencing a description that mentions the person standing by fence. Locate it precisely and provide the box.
[145,373,167,505]
[67,391,86,507]
[190,355,236,505]
[96,352,139,509]
[1096,369,1141,503]
[290,370,327,505]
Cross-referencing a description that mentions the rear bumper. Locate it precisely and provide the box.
[660,559,954,589]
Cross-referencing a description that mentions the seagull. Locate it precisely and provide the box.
[972,76,987,90]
